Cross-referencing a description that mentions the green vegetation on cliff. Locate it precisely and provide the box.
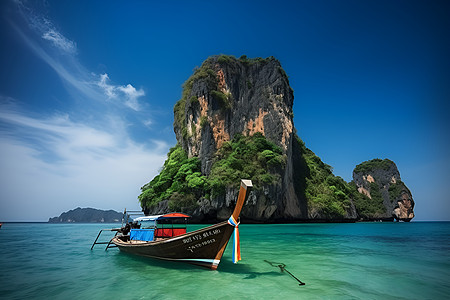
[349,181,386,219]
[138,146,205,211]
[174,58,218,139]
[140,132,362,220]
[352,158,402,219]
[295,136,353,219]
[139,133,398,220]
[388,179,406,202]
[354,158,395,174]
[139,132,285,210]
[295,135,398,220]
[209,132,285,195]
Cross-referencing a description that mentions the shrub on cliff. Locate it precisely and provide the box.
[295,135,353,219]
[139,132,285,210]
[349,181,386,219]
[354,158,394,174]
[351,158,413,220]
[138,145,206,210]
[173,58,218,139]
[209,132,285,195]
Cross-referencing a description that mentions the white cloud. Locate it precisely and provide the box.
[12,3,146,111]
[0,104,168,221]
[0,2,164,221]
[98,73,117,98]
[119,84,145,111]
[11,21,101,101]
[97,73,145,111]
[15,0,77,55]
[143,119,153,128]
[42,28,77,54]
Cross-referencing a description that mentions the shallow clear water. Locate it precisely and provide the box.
[0,222,449,299]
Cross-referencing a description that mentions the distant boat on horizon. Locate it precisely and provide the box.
[92,179,252,270]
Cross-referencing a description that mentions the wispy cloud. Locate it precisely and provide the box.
[0,100,168,221]
[42,28,77,54]
[15,0,77,55]
[97,73,145,111]
[119,84,145,111]
[11,1,146,111]
[11,20,103,102]
[98,73,116,98]
[143,119,153,128]
[0,2,164,221]
[0,107,115,158]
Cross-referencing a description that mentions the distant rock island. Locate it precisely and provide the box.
[352,159,415,221]
[48,207,123,223]
[138,55,415,223]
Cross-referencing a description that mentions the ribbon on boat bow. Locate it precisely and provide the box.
[227,215,241,263]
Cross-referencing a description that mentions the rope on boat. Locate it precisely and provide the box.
[264,260,306,286]
[228,216,241,263]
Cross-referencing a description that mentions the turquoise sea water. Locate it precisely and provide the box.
[1,222,449,299]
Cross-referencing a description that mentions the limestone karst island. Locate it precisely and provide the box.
[138,55,415,223]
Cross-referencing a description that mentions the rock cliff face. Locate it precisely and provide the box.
[140,55,414,223]
[171,56,304,222]
[174,56,294,174]
[139,55,359,222]
[352,159,415,221]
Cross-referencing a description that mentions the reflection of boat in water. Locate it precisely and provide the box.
[92,179,252,270]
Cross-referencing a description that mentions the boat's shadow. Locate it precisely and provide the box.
[219,259,283,279]
[113,251,282,279]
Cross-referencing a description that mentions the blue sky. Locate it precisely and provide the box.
[0,0,449,221]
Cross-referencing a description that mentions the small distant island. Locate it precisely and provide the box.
[48,207,123,223]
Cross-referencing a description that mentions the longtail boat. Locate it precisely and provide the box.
[92,179,252,270]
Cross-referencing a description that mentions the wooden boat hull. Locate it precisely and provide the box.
[105,179,253,270]
[112,221,234,270]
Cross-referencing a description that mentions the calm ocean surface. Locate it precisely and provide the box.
[1,222,449,299]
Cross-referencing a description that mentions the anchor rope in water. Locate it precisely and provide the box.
[228,215,241,263]
[264,260,306,286]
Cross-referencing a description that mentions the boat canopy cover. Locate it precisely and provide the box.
[134,215,163,222]
[159,213,191,219]
[133,213,190,222]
